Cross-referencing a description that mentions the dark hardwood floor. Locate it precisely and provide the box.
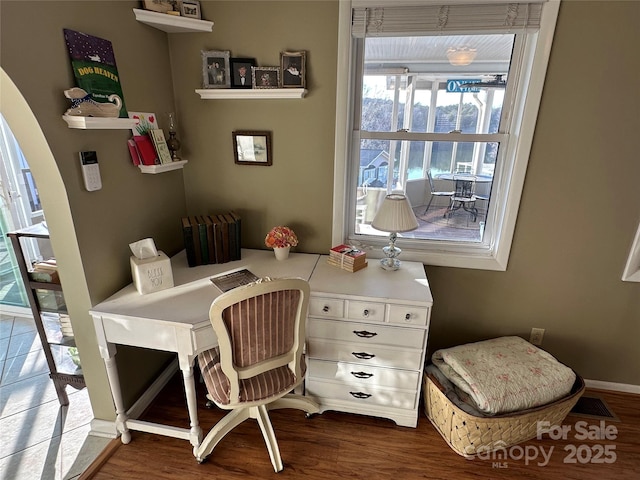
[86,373,640,479]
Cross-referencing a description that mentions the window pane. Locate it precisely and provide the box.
[356,140,499,243]
[361,34,513,135]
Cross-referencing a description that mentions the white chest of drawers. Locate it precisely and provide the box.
[306,256,433,427]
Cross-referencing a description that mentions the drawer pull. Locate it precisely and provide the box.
[363,309,369,317]
[349,391,372,400]
[353,330,377,338]
[352,351,375,360]
[405,313,411,321]
[322,305,330,313]
[350,371,374,379]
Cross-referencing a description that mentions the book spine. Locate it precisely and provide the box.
[189,216,202,266]
[204,216,216,264]
[209,215,223,264]
[127,139,141,166]
[196,216,209,265]
[217,214,230,263]
[230,211,242,260]
[181,217,197,267]
[223,213,237,261]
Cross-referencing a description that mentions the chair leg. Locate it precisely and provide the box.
[423,196,434,215]
[255,405,283,473]
[194,408,250,463]
[269,394,320,415]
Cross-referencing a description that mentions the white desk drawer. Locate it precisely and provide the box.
[307,339,423,371]
[347,300,385,322]
[307,359,420,391]
[308,318,424,349]
[309,297,345,318]
[387,304,429,326]
[306,378,417,410]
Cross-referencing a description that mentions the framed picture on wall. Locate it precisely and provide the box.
[251,67,280,89]
[230,58,256,89]
[201,50,230,89]
[233,131,272,166]
[180,0,201,19]
[280,51,306,88]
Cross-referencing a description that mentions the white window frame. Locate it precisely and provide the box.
[332,0,561,271]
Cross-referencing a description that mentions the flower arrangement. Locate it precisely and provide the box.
[265,226,298,249]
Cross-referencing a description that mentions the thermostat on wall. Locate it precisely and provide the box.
[79,151,102,191]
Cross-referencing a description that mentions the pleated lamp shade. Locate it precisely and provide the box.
[372,194,419,233]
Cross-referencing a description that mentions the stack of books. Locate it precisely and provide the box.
[29,258,60,283]
[328,244,367,272]
[181,212,241,267]
[128,128,173,166]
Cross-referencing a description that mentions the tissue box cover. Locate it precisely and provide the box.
[130,251,174,294]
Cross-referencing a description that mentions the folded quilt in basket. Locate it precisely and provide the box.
[431,336,576,415]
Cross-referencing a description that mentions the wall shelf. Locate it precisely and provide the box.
[195,89,307,100]
[622,221,640,282]
[63,116,136,130]
[133,8,213,33]
[138,160,188,174]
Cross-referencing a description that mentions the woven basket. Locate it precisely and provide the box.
[423,372,585,457]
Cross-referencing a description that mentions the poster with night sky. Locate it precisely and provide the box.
[63,29,128,117]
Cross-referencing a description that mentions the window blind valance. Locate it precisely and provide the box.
[352,2,544,37]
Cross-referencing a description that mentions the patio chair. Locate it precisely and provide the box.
[424,170,454,215]
[445,175,479,222]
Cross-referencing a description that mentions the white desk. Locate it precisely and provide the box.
[90,249,433,455]
[90,249,320,456]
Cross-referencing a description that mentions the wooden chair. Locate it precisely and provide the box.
[195,278,319,472]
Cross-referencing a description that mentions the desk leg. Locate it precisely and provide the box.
[104,355,131,444]
[181,364,203,453]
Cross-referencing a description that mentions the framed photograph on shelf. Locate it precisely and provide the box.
[230,58,256,89]
[233,131,272,166]
[180,0,201,19]
[202,50,230,89]
[143,0,174,13]
[280,51,306,88]
[252,67,280,89]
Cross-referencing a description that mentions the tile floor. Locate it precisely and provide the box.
[0,312,111,480]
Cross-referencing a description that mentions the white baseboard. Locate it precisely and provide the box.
[585,378,640,395]
[89,419,119,438]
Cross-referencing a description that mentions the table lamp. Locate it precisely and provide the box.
[371,193,419,271]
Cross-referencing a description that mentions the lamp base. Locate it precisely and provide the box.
[380,236,402,270]
[379,257,401,271]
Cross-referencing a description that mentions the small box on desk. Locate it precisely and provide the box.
[130,251,174,294]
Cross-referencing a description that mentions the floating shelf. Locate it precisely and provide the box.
[195,89,307,100]
[63,116,137,130]
[133,8,213,33]
[622,222,640,282]
[138,160,188,174]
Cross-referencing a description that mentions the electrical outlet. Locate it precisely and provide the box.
[530,328,545,346]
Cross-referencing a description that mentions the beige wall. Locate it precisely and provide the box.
[170,1,338,252]
[1,0,638,426]
[1,1,188,419]
[425,0,640,384]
